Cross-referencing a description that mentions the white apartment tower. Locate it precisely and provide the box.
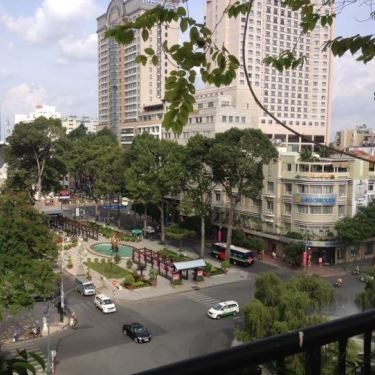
[204,0,333,149]
[97,0,179,138]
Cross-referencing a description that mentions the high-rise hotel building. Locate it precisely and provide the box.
[189,0,334,149]
[97,0,179,140]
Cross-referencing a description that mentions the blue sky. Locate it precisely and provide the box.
[0,0,374,141]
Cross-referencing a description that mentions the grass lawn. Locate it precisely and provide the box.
[84,261,131,279]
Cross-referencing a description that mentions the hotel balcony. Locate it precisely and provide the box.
[140,310,375,375]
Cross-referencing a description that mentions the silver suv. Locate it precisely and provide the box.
[75,276,96,296]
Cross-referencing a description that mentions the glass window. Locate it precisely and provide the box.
[284,183,292,195]
[267,182,274,194]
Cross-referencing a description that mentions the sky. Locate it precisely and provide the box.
[0,0,374,142]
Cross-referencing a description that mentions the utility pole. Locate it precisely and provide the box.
[60,233,65,322]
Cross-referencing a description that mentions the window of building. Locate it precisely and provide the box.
[338,205,345,217]
[339,184,346,196]
[266,200,274,213]
[310,206,321,215]
[298,185,308,193]
[215,192,221,202]
[267,182,274,194]
[284,203,291,215]
[310,185,322,194]
[284,183,292,195]
[297,205,308,214]
[322,206,333,214]
[322,185,333,194]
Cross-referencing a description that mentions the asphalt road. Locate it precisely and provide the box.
[51,279,255,375]
[23,270,364,375]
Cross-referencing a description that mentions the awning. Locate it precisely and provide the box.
[173,259,206,271]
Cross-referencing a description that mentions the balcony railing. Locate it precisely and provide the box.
[138,310,375,375]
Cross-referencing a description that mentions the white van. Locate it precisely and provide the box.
[75,276,96,296]
[94,294,116,313]
[207,300,239,319]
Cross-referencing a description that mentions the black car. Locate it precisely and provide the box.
[122,322,152,343]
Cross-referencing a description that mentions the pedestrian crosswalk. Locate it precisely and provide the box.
[183,290,220,307]
[2,338,47,374]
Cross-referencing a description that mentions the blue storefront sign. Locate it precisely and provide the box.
[293,194,336,206]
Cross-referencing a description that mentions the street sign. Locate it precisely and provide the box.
[112,280,118,286]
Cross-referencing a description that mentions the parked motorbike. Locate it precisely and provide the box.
[351,267,360,276]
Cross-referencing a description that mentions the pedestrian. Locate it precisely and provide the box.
[272,251,276,260]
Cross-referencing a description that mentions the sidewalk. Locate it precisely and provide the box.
[63,233,252,304]
[63,232,347,305]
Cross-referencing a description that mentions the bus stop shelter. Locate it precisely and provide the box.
[174,259,206,280]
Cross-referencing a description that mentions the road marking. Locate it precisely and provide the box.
[183,291,220,307]
[2,339,47,374]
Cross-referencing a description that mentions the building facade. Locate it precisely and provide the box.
[15,104,61,125]
[161,88,259,145]
[212,150,375,265]
[61,116,98,134]
[97,0,179,140]
[335,124,375,150]
[187,0,333,149]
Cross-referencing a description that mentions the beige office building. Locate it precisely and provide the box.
[200,0,334,149]
[97,0,179,139]
[335,124,375,150]
[212,150,375,265]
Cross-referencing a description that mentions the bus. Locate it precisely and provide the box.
[211,242,255,266]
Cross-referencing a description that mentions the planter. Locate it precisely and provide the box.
[150,279,157,287]
[203,271,211,277]
[125,285,134,291]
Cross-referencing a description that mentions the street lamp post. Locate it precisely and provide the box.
[60,233,65,322]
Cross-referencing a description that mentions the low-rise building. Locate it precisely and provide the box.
[212,149,375,265]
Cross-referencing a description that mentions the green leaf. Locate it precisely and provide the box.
[151,55,158,66]
[144,47,155,56]
[142,28,149,42]
[180,18,188,33]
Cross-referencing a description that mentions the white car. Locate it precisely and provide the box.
[94,294,116,313]
[207,300,239,319]
[145,226,156,234]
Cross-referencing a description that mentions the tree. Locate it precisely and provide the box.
[5,117,66,200]
[238,273,337,374]
[124,133,186,242]
[106,1,375,161]
[0,192,57,320]
[181,135,216,258]
[283,241,305,266]
[335,201,375,248]
[355,279,375,310]
[61,128,124,219]
[165,224,195,254]
[208,128,278,260]
[232,229,266,251]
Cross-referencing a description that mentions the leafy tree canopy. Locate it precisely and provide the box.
[0,192,57,319]
[5,117,66,199]
[335,201,375,246]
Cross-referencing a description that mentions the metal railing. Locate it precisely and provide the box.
[137,310,375,375]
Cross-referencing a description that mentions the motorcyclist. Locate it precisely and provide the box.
[70,312,78,328]
[335,278,343,287]
[31,322,41,337]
